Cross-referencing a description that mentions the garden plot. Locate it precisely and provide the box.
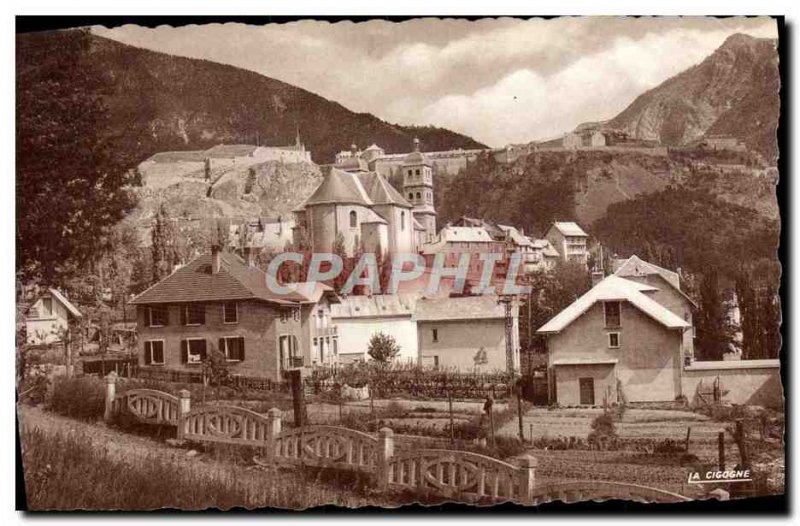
[498,408,725,442]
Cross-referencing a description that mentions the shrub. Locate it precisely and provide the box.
[588,413,617,450]
[381,401,408,419]
[469,436,527,460]
[49,376,105,421]
[367,332,400,363]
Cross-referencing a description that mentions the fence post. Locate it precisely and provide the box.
[103,371,117,422]
[266,408,282,462]
[517,455,537,505]
[377,427,394,491]
[176,389,191,441]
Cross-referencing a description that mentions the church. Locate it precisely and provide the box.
[292,138,437,257]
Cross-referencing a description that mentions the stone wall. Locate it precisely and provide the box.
[682,360,782,408]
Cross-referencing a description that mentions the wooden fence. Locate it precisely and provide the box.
[102,373,689,505]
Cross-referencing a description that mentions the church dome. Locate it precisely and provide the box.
[402,137,430,166]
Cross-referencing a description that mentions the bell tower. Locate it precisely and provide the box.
[401,138,436,242]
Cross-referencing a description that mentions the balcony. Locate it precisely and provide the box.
[314,325,338,338]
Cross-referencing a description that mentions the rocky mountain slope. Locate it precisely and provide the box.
[17,29,485,167]
[605,34,779,163]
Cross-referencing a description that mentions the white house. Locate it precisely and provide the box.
[25,288,82,345]
[330,294,420,364]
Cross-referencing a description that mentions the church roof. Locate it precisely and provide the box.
[304,167,373,207]
[357,172,412,208]
[364,144,384,152]
[335,155,369,172]
[402,150,430,166]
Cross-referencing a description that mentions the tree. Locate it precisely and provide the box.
[17,29,139,284]
[695,268,732,361]
[367,332,400,363]
[151,204,177,284]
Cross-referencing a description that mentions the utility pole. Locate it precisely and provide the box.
[497,295,519,375]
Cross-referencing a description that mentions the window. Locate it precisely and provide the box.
[182,304,205,326]
[433,356,439,368]
[279,334,302,369]
[415,169,420,175]
[604,301,620,327]
[432,328,439,342]
[41,297,53,317]
[223,302,238,324]
[144,340,165,365]
[349,210,357,228]
[181,338,207,364]
[219,336,245,362]
[408,192,413,200]
[608,332,620,349]
[416,192,421,200]
[401,211,406,231]
[148,305,168,327]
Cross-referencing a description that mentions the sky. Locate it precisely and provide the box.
[92,17,778,147]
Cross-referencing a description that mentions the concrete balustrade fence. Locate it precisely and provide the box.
[102,373,689,505]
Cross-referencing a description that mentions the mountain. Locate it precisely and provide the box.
[604,33,779,163]
[17,29,485,166]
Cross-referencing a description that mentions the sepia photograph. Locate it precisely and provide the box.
[13,13,785,512]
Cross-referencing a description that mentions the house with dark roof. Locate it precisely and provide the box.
[537,275,691,406]
[130,248,338,380]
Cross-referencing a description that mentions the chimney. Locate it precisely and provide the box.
[591,270,604,287]
[211,245,222,274]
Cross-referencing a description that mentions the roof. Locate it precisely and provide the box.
[130,252,309,306]
[330,294,419,319]
[43,289,82,318]
[537,275,690,334]
[614,255,679,289]
[414,294,508,322]
[613,255,698,308]
[412,217,425,231]
[550,221,588,237]
[500,225,534,247]
[336,155,369,172]
[402,150,431,166]
[362,208,388,225]
[364,144,384,152]
[204,144,260,158]
[439,226,494,243]
[304,167,373,207]
[285,282,337,304]
[357,172,412,208]
[552,358,619,366]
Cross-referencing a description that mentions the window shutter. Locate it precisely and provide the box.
[219,338,225,359]
[180,306,187,326]
[199,340,207,361]
[239,337,246,361]
[181,340,188,363]
[163,306,169,326]
[144,342,152,365]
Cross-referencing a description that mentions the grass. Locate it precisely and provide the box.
[20,426,375,510]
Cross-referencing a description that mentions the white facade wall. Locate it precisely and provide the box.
[333,316,418,364]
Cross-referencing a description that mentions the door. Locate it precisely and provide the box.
[579,377,595,405]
